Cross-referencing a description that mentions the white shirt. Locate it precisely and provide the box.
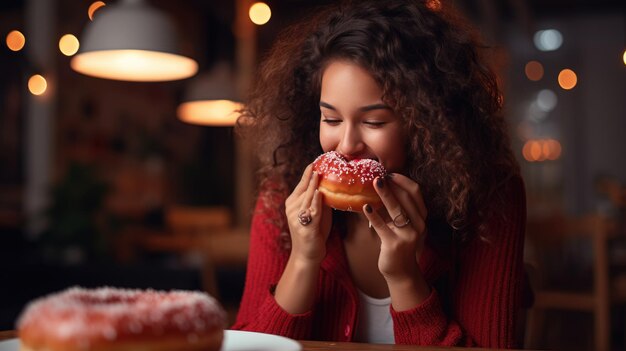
[353,289,395,344]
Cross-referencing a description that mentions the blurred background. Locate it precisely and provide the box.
[0,0,625,350]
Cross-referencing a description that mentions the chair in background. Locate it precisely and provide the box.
[524,212,624,351]
[139,206,249,298]
[165,205,232,235]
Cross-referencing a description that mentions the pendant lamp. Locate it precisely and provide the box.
[177,61,243,127]
[71,0,198,82]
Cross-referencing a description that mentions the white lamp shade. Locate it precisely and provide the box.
[177,61,242,126]
[71,0,198,81]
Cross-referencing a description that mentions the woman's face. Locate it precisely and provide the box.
[319,60,407,173]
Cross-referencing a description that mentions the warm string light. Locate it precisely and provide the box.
[88,1,107,21]
[249,2,271,25]
[558,69,578,90]
[28,74,48,96]
[59,34,80,56]
[525,60,544,81]
[6,30,26,51]
[522,139,562,162]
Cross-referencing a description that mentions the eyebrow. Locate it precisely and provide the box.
[319,101,392,112]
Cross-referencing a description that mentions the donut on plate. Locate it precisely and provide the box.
[312,151,387,212]
[16,287,226,351]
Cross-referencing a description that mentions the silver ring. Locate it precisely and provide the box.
[298,209,312,226]
[392,212,410,228]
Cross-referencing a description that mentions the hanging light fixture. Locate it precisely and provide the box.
[71,0,198,82]
[177,61,243,127]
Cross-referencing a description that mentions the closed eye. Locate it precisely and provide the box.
[363,121,386,128]
[321,117,342,126]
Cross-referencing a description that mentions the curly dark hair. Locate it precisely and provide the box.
[237,0,520,244]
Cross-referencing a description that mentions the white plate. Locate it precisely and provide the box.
[222,330,301,351]
[0,339,17,351]
[0,330,301,351]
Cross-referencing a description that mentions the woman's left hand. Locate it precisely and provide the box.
[363,173,428,283]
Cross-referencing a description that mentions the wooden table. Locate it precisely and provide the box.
[0,330,523,350]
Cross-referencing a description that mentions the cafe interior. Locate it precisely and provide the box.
[0,0,625,350]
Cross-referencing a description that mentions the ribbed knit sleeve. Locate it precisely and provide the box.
[230,194,314,339]
[391,176,527,348]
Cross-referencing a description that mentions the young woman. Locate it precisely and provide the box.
[232,0,527,348]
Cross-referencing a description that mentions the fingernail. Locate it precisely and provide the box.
[365,204,373,213]
[376,177,384,189]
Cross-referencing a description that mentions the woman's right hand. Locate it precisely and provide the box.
[284,164,333,265]
[275,165,332,314]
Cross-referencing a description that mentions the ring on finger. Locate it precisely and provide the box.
[392,211,411,228]
[298,209,313,226]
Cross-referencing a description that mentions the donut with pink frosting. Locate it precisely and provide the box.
[313,151,387,212]
[17,287,226,351]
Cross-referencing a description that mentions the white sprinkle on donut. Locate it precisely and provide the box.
[312,151,387,184]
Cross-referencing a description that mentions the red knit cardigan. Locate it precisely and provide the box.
[232,176,527,348]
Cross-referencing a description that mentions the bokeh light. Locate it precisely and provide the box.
[525,61,544,81]
[534,29,563,52]
[528,102,548,122]
[558,69,578,90]
[522,139,562,162]
[88,1,106,21]
[530,141,544,161]
[6,30,26,51]
[28,75,47,96]
[59,34,80,56]
[249,2,271,25]
[536,89,558,112]
[545,139,562,160]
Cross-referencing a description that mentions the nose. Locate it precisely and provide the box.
[337,123,365,160]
